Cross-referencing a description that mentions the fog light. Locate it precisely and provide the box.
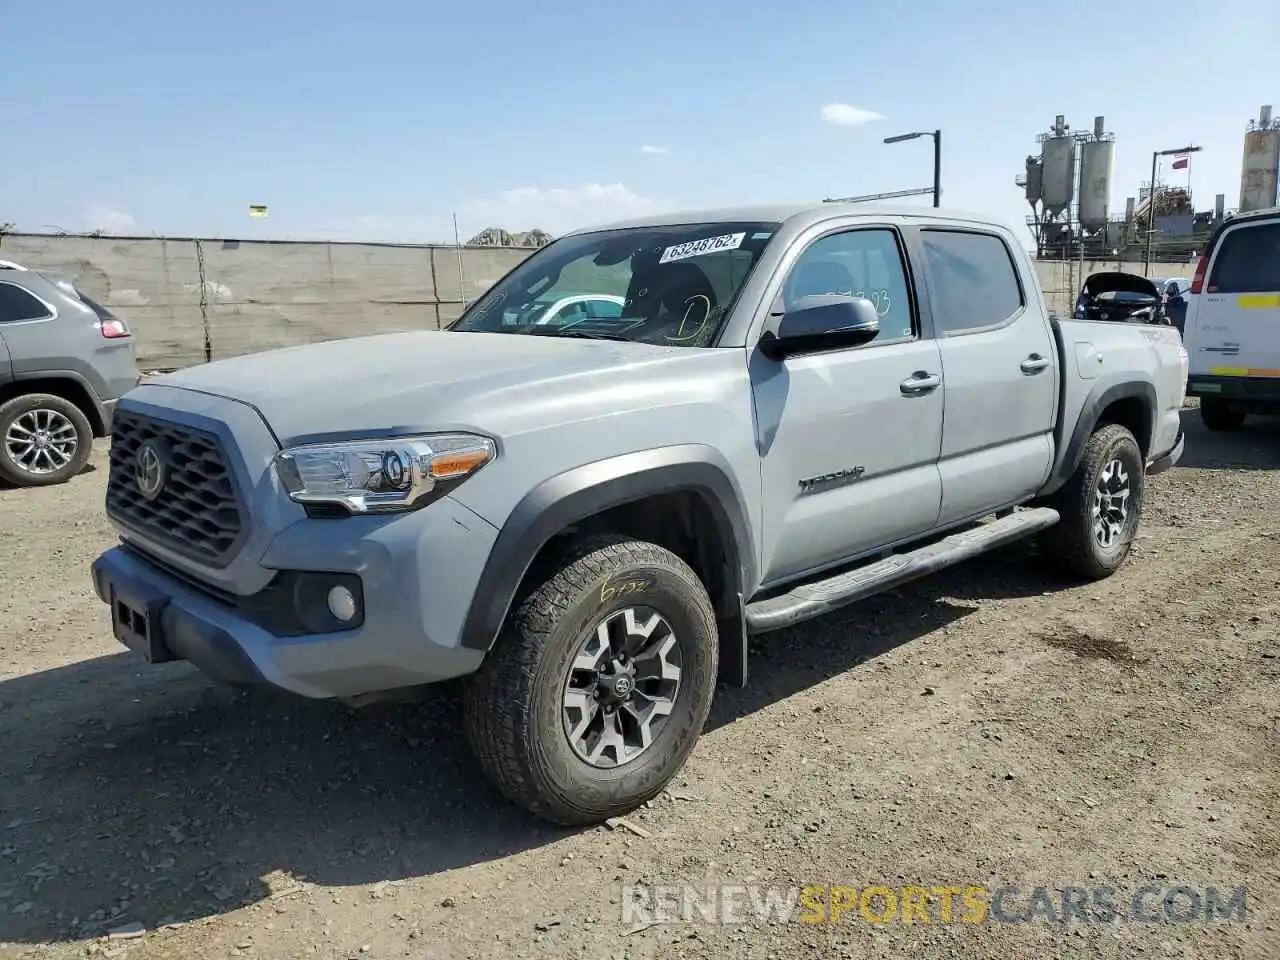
[327,585,357,622]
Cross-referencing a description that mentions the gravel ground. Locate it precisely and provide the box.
[0,408,1278,960]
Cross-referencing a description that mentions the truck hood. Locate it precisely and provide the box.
[149,330,686,444]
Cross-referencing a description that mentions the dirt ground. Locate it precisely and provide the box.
[1,408,1278,960]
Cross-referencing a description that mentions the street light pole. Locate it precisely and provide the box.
[883,129,942,207]
[932,129,942,208]
[1143,144,1202,275]
[1143,151,1158,275]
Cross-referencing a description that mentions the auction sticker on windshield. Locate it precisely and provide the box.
[659,232,746,265]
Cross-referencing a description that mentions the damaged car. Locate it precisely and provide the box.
[1074,272,1170,325]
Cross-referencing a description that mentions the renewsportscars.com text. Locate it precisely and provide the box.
[621,883,1248,926]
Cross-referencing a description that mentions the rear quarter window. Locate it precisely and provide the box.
[1208,221,1280,293]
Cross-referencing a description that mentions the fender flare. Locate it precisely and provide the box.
[1042,379,1156,496]
[4,368,110,434]
[457,444,756,652]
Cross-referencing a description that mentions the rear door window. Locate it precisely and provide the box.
[1207,221,1280,293]
[920,229,1025,334]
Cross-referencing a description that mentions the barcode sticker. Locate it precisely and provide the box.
[658,232,747,265]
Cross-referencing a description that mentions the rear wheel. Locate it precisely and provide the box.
[464,534,718,825]
[1199,398,1245,432]
[0,393,93,487]
[1039,423,1145,581]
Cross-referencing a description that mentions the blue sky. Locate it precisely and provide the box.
[3,0,1276,245]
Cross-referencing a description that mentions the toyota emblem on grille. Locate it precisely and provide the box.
[135,442,167,501]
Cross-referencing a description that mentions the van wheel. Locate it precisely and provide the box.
[464,534,718,825]
[0,394,93,487]
[1199,398,1245,432]
[1039,423,1145,581]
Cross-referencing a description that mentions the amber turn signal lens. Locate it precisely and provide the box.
[430,449,491,479]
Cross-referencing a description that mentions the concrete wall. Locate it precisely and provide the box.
[0,233,531,370]
[0,232,1195,369]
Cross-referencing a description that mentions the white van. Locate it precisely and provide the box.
[1183,207,1280,430]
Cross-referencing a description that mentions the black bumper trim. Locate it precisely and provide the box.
[92,550,264,686]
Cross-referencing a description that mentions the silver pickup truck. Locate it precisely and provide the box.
[90,203,1187,825]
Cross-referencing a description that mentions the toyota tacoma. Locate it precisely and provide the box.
[90,203,1187,825]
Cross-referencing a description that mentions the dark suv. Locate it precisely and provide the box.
[0,264,139,486]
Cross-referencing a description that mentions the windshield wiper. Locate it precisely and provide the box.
[523,327,634,342]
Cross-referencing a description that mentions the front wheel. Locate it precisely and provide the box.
[1039,423,1145,581]
[464,535,719,825]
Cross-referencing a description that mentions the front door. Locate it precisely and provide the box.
[750,224,944,587]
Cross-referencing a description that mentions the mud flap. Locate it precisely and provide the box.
[716,593,748,688]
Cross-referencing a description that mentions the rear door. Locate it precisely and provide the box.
[916,226,1057,525]
[1186,216,1280,377]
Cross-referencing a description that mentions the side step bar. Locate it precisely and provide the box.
[743,507,1061,633]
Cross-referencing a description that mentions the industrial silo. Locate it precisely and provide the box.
[1039,115,1076,219]
[1077,116,1115,231]
[1239,105,1280,212]
[1024,155,1043,206]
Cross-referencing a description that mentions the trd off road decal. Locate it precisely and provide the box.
[659,232,747,265]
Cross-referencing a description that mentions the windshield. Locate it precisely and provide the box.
[450,221,779,346]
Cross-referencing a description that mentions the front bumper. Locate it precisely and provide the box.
[1146,429,1184,477]
[90,495,498,699]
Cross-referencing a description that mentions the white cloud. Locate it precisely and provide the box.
[640,144,669,155]
[819,103,886,127]
[459,182,659,236]
[86,204,137,233]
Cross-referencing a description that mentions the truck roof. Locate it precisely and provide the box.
[562,201,1011,236]
[1222,205,1280,225]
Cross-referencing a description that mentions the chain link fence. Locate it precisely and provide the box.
[0,233,536,370]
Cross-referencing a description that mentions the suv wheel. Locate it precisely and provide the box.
[0,393,93,487]
[1039,423,1145,581]
[1199,397,1245,432]
[465,534,718,825]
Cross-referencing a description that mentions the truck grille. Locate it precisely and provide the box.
[107,411,246,566]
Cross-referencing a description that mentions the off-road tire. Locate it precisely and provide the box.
[1199,398,1245,432]
[1039,423,1145,581]
[0,393,93,487]
[464,534,719,825]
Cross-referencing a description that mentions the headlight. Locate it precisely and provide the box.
[273,433,496,515]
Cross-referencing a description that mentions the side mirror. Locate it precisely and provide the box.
[759,295,880,360]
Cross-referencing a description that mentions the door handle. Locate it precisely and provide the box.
[900,372,942,395]
[1020,354,1052,374]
